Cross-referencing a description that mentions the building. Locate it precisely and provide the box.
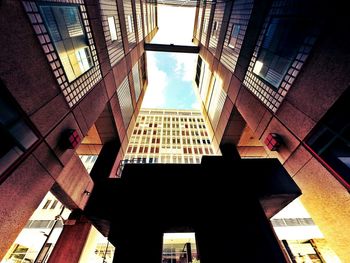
[1,191,116,263]
[192,0,349,261]
[124,109,215,165]
[0,0,349,262]
[0,0,158,261]
[1,192,69,263]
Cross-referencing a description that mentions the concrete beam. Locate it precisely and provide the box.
[144,43,200,53]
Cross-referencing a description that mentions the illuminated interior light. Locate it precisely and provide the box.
[253,60,263,74]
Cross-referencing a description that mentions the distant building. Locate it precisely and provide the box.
[124,109,215,165]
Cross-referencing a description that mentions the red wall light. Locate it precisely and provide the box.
[264,133,283,151]
[61,129,81,149]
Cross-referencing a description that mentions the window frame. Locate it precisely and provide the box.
[305,89,350,189]
[38,3,95,83]
[0,84,40,183]
[252,16,309,89]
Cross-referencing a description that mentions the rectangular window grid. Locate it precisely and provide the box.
[123,110,215,167]
[207,76,226,131]
[142,1,149,36]
[100,0,125,66]
[200,3,212,46]
[117,77,134,129]
[208,2,226,56]
[132,62,142,103]
[242,0,318,113]
[124,0,137,50]
[135,0,144,42]
[220,0,253,73]
[22,0,102,108]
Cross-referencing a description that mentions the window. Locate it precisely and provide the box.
[203,18,208,34]
[50,200,58,209]
[195,56,202,87]
[212,21,218,31]
[108,16,118,41]
[207,76,226,130]
[42,200,52,209]
[253,18,310,88]
[307,89,350,187]
[228,24,240,49]
[212,20,218,38]
[39,4,93,82]
[162,233,199,262]
[128,15,134,33]
[8,244,30,262]
[117,77,133,128]
[0,89,38,177]
[132,62,141,102]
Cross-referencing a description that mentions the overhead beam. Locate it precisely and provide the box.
[144,43,200,53]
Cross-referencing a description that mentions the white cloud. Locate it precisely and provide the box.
[171,53,197,82]
[191,101,200,110]
[152,5,196,46]
[141,52,168,108]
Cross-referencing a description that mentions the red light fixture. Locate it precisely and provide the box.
[264,133,283,151]
[61,129,81,149]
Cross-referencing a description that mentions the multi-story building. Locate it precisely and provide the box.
[124,109,215,165]
[0,0,349,262]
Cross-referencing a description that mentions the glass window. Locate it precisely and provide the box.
[50,200,58,209]
[0,94,38,176]
[39,4,93,82]
[228,24,240,49]
[128,15,134,33]
[203,18,208,34]
[307,89,350,186]
[8,244,29,262]
[195,56,202,87]
[212,20,218,38]
[162,233,199,262]
[42,200,51,209]
[253,17,310,88]
[108,16,118,41]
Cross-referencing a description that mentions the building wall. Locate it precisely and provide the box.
[1,192,70,263]
[0,0,157,259]
[193,0,350,261]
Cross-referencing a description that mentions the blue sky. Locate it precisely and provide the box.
[141,5,199,110]
[141,51,200,110]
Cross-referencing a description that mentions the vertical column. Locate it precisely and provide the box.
[47,211,93,263]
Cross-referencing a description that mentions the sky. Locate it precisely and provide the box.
[141,5,200,110]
